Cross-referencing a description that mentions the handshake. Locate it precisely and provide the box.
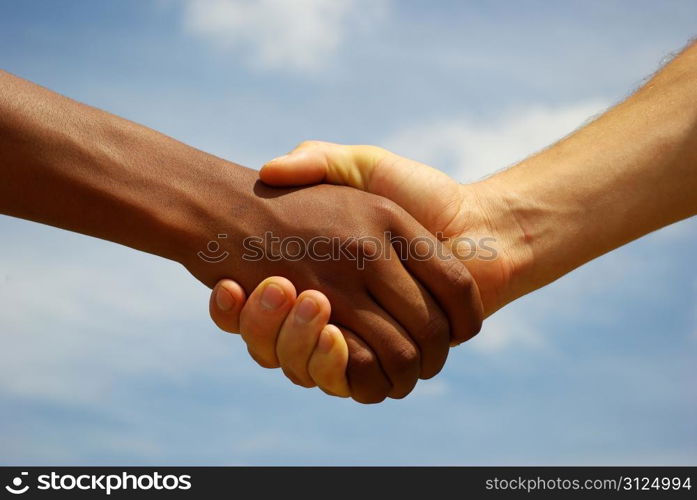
[196,141,505,403]
[2,41,696,405]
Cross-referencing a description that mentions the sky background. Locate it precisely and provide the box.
[0,0,696,465]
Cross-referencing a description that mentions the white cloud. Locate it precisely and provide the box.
[384,100,609,183]
[180,0,388,72]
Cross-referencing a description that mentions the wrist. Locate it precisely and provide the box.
[170,158,265,287]
[475,147,600,307]
[141,147,229,266]
[456,178,535,316]
[156,152,259,268]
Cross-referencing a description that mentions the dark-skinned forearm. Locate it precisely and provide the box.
[0,70,253,267]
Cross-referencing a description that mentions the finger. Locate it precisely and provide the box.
[308,325,350,398]
[260,141,386,189]
[261,149,328,186]
[263,141,462,237]
[365,250,450,379]
[209,279,247,333]
[276,290,331,388]
[390,214,484,345]
[239,277,297,368]
[339,326,392,404]
[342,299,421,399]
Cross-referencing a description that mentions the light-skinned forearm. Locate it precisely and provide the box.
[475,41,697,305]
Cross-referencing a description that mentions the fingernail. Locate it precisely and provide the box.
[295,297,319,323]
[267,154,289,164]
[215,287,235,312]
[317,327,336,354]
[260,283,286,310]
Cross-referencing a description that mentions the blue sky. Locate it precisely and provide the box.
[0,0,695,465]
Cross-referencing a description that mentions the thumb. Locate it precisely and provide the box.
[259,149,329,186]
[259,141,388,190]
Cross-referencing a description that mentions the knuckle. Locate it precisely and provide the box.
[415,312,450,346]
[345,348,390,404]
[373,195,399,220]
[364,144,389,157]
[347,345,376,372]
[358,191,397,226]
[444,259,475,290]
[352,391,387,405]
[297,140,321,150]
[470,313,483,337]
[446,262,478,302]
[282,368,315,388]
[212,315,239,334]
[412,314,449,380]
[247,346,278,369]
[209,302,239,334]
[319,387,349,398]
[241,315,279,344]
[386,343,420,379]
[443,262,484,342]
[420,348,448,380]
[388,387,413,400]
